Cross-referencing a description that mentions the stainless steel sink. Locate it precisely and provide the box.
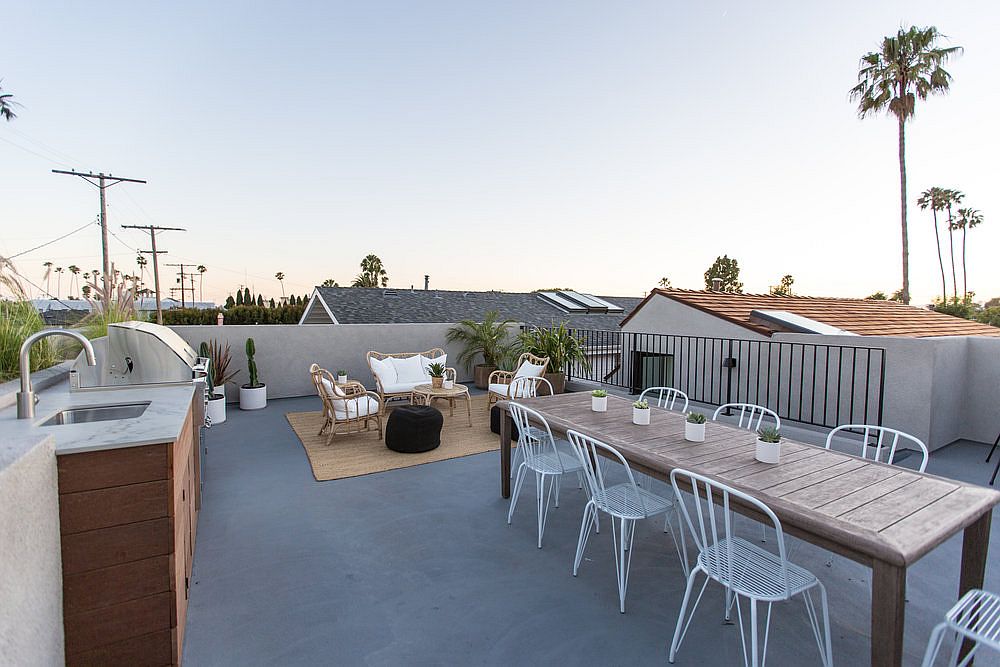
[41,402,151,426]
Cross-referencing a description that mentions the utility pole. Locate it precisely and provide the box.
[122,225,185,324]
[52,169,146,308]
[166,263,196,308]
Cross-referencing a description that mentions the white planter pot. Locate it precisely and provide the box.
[214,385,226,400]
[632,407,650,425]
[337,375,348,384]
[443,379,454,390]
[240,384,267,410]
[592,396,608,412]
[685,421,706,442]
[755,438,781,464]
[207,396,226,424]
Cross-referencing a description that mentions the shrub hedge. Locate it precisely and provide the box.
[161,304,305,325]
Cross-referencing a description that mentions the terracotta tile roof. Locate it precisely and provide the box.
[619,289,1000,338]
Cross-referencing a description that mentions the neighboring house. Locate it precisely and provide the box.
[620,288,1000,338]
[299,287,643,329]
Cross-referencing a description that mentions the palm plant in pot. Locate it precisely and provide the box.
[755,426,782,464]
[591,389,608,412]
[516,322,590,395]
[426,361,446,389]
[239,337,267,410]
[685,412,706,442]
[446,310,514,389]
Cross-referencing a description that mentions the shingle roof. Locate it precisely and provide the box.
[619,289,1000,338]
[310,287,644,329]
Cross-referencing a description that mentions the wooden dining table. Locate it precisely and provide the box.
[496,393,1000,667]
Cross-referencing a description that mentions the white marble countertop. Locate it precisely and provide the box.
[0,381,196,456]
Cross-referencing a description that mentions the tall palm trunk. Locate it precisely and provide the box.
[932,209,946,301]
[961,226,968,300]
[946,205,957,301]
[898,117,910,304]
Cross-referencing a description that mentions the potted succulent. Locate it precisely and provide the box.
[516,322,591,395]
[205,339,238,400]
[336,369,348,384]
[239,337,267,410]
[591,389,608,412]
[755,426,782,464]
[632,399,650,425]
[446,310,515,389]
[426,361,446,389]
[685,412,707,442]
[200,341,226,425]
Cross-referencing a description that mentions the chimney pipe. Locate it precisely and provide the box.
[424,275,429,290]
[711,277,723,292]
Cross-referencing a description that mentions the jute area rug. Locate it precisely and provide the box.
[285,396,500,482]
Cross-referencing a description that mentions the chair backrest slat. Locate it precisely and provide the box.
[566,429,648,517]
[509,402,565,472]
[825,424,928,472]
[639,386,689,412]
[508,376,553,400]
[712,402,781,431]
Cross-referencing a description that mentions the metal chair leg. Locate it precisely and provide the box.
[992,452,1000,486]
[987,431,1000,463]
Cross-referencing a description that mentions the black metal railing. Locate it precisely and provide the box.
[562,329,886,430]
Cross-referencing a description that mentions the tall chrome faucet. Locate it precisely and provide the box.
[17,329,96,419]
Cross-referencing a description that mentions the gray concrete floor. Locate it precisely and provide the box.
[183,395,1000,666]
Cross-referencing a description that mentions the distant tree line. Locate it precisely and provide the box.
[161,304,305,325]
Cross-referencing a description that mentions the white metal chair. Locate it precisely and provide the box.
[712,403,781,431]
[566,429,685,614]
[921,589,1000,667]
[668,468,832,667]
[507,402,585,548]
[825,424,929,472]
[508,376,554,479]
[639,386,689,412]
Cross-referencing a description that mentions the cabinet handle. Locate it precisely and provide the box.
[182,488,186,501]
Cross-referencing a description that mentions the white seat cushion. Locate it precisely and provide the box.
[332,396,380,419]
[370,357,397,385]
[514,361,546,379]
[391,355,427,384]
[382,381,423,394]
[489,383,510,397]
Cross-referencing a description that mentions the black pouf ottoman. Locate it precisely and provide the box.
[490,405,520,440]
[386,405,444,453]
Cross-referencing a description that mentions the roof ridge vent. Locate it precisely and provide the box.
[383,289,398,297]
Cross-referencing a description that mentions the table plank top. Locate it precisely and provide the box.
[500,393,1000,567]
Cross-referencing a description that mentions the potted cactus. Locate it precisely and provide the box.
[755,426,782,464]
[337,369,348,384]
[632,399,650,425]
[200,341,226,425]
[239,337,267,410]
[591,389,608,412]
[685,412,706,442]
[426,362,446,389]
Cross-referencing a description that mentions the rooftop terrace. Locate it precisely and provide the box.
[182,391,1000,665]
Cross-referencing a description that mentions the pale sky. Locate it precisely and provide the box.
[2,1,998,306]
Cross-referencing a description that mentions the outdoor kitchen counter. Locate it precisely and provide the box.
[0,382,197,455]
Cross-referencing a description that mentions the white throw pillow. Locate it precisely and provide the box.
[420,354,447,378]
[370,357,397,385]
[391,354,427,384]
[514,361,546,379]
[321,377,346,398]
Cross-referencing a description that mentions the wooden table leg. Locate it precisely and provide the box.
[871,560,906,667]
[465,392,472,427]
[500,406,511,498]
[959,509,992,663]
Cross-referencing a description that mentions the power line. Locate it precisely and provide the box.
[8,218,99,259]
[122,224,184,325]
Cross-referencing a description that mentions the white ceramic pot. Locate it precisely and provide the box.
[337,374,348,384]
[240,384,267,410]
[755,438,781,464]
[592,396,608,412]
[207,395,226,425]
[685,421,706,442]
[632,407,650,425]
[214,385,226,400]
[443,379,454,390]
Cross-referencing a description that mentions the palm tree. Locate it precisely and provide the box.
[42,261,53,297]
[54,267,64,299]
[446,310,515,386]
[953,208,984,300]
[849,26,961,304]
[197,265,207,302]
[351,254,388,288]
[917,187,949,301]
[0,80,18,121]
[943,189,964,301]
[68,265,80,297]
[274,271,285,298]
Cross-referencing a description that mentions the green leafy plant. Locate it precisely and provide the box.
[591,389,608,398]
[516,323,591,375]
[426,362,446,378]
[245,337,262,388]
[336,368,347,376]
[446,310,514,370]
[757,426,781,443]
[203,339,238,389]
[686,412,706,424]
[633,400,649,410]
[199,342,215,394]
